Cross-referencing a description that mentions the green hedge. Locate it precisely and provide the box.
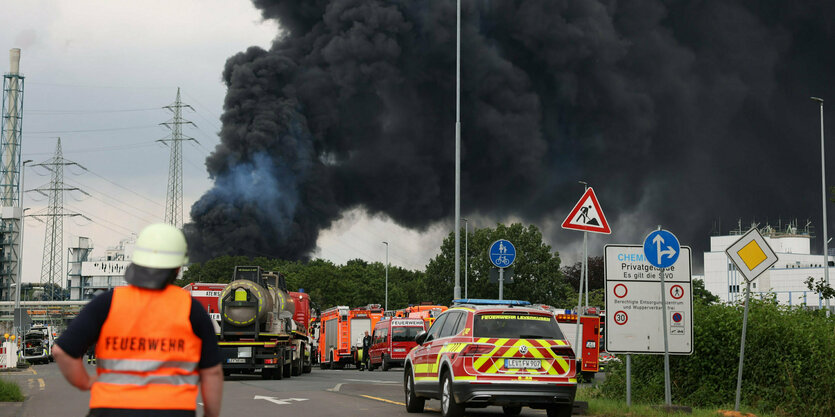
[0,378,23,402]
[599,298,835,416]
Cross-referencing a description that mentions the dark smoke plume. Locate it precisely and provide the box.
[187,0,835,265]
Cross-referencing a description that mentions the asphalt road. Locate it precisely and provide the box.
[0,362,584,416]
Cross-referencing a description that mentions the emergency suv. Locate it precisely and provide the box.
[369,318,426,371]
[403,299,576,417]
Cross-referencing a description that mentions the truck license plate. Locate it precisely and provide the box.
[227,358,246,364]
[505,359,541,369]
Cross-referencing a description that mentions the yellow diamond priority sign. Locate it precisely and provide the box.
[725,228,778,282]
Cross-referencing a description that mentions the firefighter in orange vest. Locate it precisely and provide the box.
[54,223,223,417]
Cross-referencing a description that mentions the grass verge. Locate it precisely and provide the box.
[577,387,778,417]
[0,378,24,402]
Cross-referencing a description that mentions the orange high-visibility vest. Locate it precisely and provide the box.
[91,285,202,410]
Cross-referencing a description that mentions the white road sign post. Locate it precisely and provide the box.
[605,245,693,353]
[489,239,516,300]
[643,229,681,407]
[561,185,611,363]
[725,228,778,412]
[605,244,693,407]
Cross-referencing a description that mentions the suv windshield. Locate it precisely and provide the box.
[474,313,564,339]
[391,326,423,342]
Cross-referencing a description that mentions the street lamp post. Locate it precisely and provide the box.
[453,0,462,301]
[14,159,32,345]
[463,218,468,299]
[812,97,830,317]
[382,241,389,312]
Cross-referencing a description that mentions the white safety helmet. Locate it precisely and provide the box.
[132,223,189,269]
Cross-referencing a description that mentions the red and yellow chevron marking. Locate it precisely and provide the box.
[467,338,571,377]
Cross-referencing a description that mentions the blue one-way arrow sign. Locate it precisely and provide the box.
[643,230,680,269]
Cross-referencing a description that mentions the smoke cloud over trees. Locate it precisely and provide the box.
[186,1,835,264]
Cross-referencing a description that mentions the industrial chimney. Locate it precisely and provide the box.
[9,48,20,74]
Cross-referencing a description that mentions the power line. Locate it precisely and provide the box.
[28,81,174,90]
[27,107,159,115]
[64,178,163,224]
[27,125,160,134]
[24,140,158,156]
[181,91,223,130]
[79,166,164,208]
[65,203,136,236]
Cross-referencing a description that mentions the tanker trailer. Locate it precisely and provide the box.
[217,266,310,379]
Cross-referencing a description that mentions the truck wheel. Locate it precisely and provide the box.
[303,362,312,373]
[292,357,302,376]
[261,369,274,380]
[284,359,293,378]
[404,369,425,413]
[382,356,390,371]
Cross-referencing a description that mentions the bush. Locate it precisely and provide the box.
[599,298,835,416]
[0,378,24,402]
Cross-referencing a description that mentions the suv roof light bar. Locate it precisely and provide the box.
[452,298,531,306]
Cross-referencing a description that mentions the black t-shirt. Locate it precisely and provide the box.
[56,289,221,369]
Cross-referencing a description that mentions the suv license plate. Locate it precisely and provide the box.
[227,358,246,364]
[505,359,541,369]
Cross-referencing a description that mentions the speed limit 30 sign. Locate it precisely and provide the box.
[613,311,628,325]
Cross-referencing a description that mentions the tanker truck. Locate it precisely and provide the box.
[217,266,313,379]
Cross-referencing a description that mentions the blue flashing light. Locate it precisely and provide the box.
[453,298,531,306]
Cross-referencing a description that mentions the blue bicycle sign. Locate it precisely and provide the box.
[489,239,516,268]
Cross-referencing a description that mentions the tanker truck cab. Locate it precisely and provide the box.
[369,318,425,371]
[216,266,311,380]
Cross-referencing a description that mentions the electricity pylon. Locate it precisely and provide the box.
[158,88,196,229]
[30,138,89,300]
[0,48,25,302]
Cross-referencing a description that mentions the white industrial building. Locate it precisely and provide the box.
[703,223,832,310]
[66,235,134,300]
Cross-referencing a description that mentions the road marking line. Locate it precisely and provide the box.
[31,369,37,375]
[345,378,397,384]
[38,378,44,390]
[326,383,343,392]
[360,395,439,412]
[361,395,404,406]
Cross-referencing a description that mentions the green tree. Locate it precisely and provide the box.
[561,255,604,291]
[693,278,720,305]
[424,223,573,307]
[179,255,273,285]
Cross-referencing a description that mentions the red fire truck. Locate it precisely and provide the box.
[182,283,226,324]
[537,306,601,381]
[317,305,384,369]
